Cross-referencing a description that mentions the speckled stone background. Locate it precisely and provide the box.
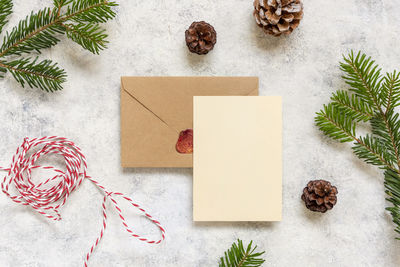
[0,0,399,266]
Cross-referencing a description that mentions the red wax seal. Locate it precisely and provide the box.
[176,129,193,154]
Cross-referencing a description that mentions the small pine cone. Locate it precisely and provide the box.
[301,180,338,213]
[253,0,303,36]
[185,21,217,55]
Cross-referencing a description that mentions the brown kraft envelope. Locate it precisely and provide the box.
[120,76,259,167]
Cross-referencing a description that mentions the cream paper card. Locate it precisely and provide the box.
[193,96,282,221]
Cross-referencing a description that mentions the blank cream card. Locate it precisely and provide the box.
[193,96,282,221]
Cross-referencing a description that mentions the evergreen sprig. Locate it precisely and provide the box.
[315,51,400,239]
[64,22,107,54]
[0,0,13,33]
[0,8,66,57]
[0,0,117,92]
[219,239,265,267]
[3,57,66,92]
[65,0,117,23]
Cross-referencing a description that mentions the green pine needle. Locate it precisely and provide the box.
[340,51,382,108]
[0,0,13,34]
[381,71,400,111]
[0,64,6,78]
[0,7,65,57]
[1,57,66,92]
[53,0,73,8]
[352,134,395,168]
[315,103,356,143]
[65,0,117,23]
[0,0,117,92]
[385,169,400,238]
[330,90,373,122]
[64,22,108,54]
[219,239,265,267]
[315,50,400,239]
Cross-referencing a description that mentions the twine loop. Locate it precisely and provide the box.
[0,136,165,266]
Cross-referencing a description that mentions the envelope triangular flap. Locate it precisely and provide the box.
[121,88,181,167]
[121,77,258,132]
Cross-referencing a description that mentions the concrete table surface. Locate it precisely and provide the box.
[0,0,399,266]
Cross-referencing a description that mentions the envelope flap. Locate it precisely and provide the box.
[121,77,258,131]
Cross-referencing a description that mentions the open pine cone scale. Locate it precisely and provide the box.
[185,21,217,55]
[301,180,338,213]
[254,0,303,36]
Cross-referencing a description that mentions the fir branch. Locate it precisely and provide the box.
[0,8,65,57]
[0,63,6,78]
[0,57,66,92]
[315,103,357,143]
[370,112,400,167]
[316,105,396,169]
[219,239,265,267]
[381,71,400,113]
[65,0,117,23]
[384,169,400,238]
[0,1,116,58]
[331,90,373,122]
[340,51,383,110]
[315,50,400,239]
[0,0,117,92]
[63,22,107,54]
[341,51,400,169]
[0,0,13,33]
[352,134,395,168]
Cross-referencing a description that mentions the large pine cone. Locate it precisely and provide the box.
[185,21,217,55]
[253,0,303,36]
[301,180,338,213]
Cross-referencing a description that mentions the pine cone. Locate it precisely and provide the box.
[253,0,303,36]
[301,180,338,213]
[185,21,217,55]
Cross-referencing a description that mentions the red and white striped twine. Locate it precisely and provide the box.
[0,136,165,266]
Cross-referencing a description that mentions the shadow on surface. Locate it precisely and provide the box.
[194,221,276,230]
[122,167,193,176]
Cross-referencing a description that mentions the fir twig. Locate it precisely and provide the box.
[385,169,400,237]
[330,90,373,122]
[219,239,265,267]
[381,71,400,113]
[0,0,13,33]
[0,0,117,92]
[0,7,66,57]
[63,22,107,54]
[0,57,66,92]
[65,0,117,23]
[315,50,400,240]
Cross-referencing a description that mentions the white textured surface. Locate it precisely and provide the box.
[0,0,399,266]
